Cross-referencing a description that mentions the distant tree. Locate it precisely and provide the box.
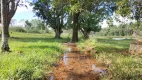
[0,0,20,52]
[96,23,134,36]
[25,20,31,32]
[30,19,45,31]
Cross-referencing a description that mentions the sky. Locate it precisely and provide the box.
[13,0,37,21]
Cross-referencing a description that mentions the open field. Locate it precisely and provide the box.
[0,32,141,80]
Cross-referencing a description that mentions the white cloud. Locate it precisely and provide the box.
[101,20,109,28]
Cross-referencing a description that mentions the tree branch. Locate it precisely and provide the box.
[8,0,20,23]
[15,0,20,11]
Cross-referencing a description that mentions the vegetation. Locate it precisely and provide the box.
[10,27,26,33]
[25,19,48,33]
[92,38,142,80]
[0,0,142,80]
[32,0,65,38]
[31,0,116,42]
[96,24,133,36]
[0,32,141,80]
[0,32,65,79]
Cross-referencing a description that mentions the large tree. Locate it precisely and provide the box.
[68,0,99,42]
[1,0,20,52]
[32,0,65,38]
[65,0,116,42]
[33,0,101,42]
[79,2,115,39]
[33,0,116,41]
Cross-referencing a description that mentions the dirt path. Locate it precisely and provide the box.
[48,43,107,80]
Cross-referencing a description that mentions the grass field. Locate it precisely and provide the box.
[0,32,141,80]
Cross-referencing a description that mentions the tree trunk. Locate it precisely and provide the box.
[83,31,90,39]
[71,12,80,43]
[81,28,90,39]
[1,0,10,52]
[55,29,62,39]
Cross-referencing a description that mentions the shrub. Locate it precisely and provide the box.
[10,27,26,32]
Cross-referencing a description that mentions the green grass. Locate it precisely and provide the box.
[0,32,68,79]
[0,32,142,80]
[92,38,142,80]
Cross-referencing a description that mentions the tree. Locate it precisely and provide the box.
[32,0,65,38]
[25,20,31,32]
[32,0,116,41]
[25,19,47,33]
[79,1,115,39]
[0,0,20,52]
[79,12,102,39]
[30,19,45,31]
[65,0,115,42]
[116,0,142,29]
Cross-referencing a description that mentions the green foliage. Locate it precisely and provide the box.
[96,24,135,36]
[115,0,142,20]
[79,11,102,33]
[116,0,131,17]
[25,19,48,33]
[10,27,26,32]
[32,0,65,37]
[30,19,45,30]
[32,0,65,29]
[25,20,31,28]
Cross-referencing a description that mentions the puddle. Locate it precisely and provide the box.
[112,38,126,40]
[49,43,107,80]
[112,38,132,40]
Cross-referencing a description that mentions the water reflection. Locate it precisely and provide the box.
[50,43,107,80]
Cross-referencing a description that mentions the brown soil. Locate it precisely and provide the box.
[48,43,107,80]
[129,41,142,55]
[131,41,142,45]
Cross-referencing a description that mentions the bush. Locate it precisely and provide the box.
[10,27,26,32]
[27,28,49,34]
[27,28,39,33]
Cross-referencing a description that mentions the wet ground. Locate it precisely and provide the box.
[112,38,133,40]
[49,43,107,80]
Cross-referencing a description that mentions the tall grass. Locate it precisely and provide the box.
[0,32,68,79]
[0,32,141,80]
[86,38,142,80]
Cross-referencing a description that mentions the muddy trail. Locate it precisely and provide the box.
[48,43,108,80]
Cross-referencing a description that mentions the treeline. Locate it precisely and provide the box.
[1,0,142,51]
[9,19,49,34]
[96,23,142,36]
